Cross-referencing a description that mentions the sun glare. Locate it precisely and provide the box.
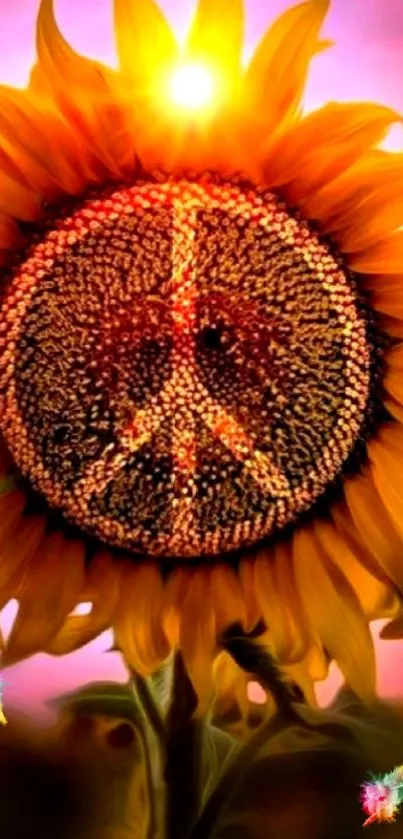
[168,61,217,112]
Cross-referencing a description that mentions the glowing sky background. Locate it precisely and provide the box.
[0,0,403,720]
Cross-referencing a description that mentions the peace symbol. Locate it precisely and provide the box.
[0,179,370,558]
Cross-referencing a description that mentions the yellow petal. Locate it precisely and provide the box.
[34,0,136,179]
[186,0,243,82]
[178,568,217,711]
[114,0,178,84]
[209,564,247,638]
[348,230,403,274]
[244,0,329,135]
[343,470,403,589]
[262,104,398,192]
[161,567,192,648]
[292,525,376,700]
[331,498,395,588]
[3,534,85,665]
[367,426,403,541]
[44,549,122,656]
[254,544,308,663]
[113,562,170,675]
[239,556,262,632]
[313,518,398,619]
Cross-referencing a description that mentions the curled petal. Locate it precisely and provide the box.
[34,0,136,179]
[0,509,45,603]
[244,0,329,134]
[3,534,85,665]
[44,550,122,656]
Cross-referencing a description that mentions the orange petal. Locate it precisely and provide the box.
[254,544,308,663]
[0,168,41,221]
[209,564,247,638]
[263,105,398,193]
[344,470,403,589]
[366,279,403,318]
[161,567,192,648]
[0,213,23,251]
[3,534,85,664]
[113,562,170,675]
[348,230,403,274]
[313,517,398,619]
[292,524,376,700]
[367,425,403,542]
[34,0,136,179]
[385,346,403,406]
[244,0,330,135]
[0,84,87,197]
[0,513,46,600]
[178,568,217,711]
[239,556,262,632]
[44,549,122,656]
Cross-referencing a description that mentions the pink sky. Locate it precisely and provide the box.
[0,0,403,719]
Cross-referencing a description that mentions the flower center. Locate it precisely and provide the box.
[0,176,373,558]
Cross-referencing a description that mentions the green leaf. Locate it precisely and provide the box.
[47,680,144,726]
[189,697,403,838]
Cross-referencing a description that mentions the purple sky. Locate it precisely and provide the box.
[0,0,403,719]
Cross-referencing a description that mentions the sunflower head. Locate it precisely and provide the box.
[0,0,402,709]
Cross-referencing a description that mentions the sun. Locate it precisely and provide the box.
[0,0,402,709]
[167,62,217,112]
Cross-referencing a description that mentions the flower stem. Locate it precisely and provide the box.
[165,652,202,839]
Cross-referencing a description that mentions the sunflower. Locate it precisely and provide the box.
[0,0,402,707]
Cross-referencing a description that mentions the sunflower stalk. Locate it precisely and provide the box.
[164,651,203,839]
[185,626,311,838]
